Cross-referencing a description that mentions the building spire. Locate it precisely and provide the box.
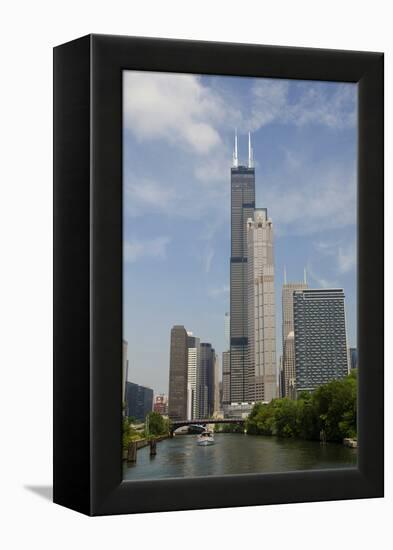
[304,267,307,285]
[232,129,238,168]
[284,265,287,285]
[248,131,254,168]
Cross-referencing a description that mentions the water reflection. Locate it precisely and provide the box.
[123,434,357,481]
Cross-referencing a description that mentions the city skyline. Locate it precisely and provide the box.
[123,71,357,395]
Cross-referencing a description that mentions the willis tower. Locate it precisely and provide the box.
[230,132,255,403]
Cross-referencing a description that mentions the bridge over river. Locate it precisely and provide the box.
[170,418,245,434]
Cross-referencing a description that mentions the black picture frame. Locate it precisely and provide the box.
[53,34,384,516]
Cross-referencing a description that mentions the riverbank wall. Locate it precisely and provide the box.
[123,434,169,461]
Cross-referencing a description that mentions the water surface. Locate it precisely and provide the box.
[123,433,357,480]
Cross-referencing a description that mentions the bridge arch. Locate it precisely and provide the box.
[170,418,245,435]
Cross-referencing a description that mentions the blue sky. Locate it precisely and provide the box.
[123,71,357,395]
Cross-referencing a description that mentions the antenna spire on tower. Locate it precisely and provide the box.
[232,129,238,168]
[284,265,287,285]
[304,267,307,285]
[248,131,254,168]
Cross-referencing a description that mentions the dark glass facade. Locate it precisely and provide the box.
[230,165,255,402]
[125,381,153,421]
[293,289,349,393]
[197,343,215,417]
[222,350,230,405]
[350,347,358,370]
[168,325,188,420]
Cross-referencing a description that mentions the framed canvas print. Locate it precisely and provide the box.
[53,34,384,516]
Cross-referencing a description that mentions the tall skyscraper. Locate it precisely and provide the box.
[246,208,277,402]
[222,313,231,409]
[187,333,200,419]
[196,343,215,417]
[168,325,189,420]
[213,353,220,415]
[222,350,230,405]
[293,289,349,394]
[349,347,358,371]
[281,278,308,397]
[283,331,296,399]
[278,355,284,398]
[122,339,129,405]
[230,132,255,403]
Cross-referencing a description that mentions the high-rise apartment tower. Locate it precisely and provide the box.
[281,277,308,397]
[293,289,349,394]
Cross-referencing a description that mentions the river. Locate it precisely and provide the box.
[123,433,357,480]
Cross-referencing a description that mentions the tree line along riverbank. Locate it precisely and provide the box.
[217,370,357,444]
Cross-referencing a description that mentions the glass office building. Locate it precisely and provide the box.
[293,289,349,394]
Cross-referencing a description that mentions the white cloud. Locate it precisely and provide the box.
[314,239,356,274]
[264,159,356,236]
[124,236,171,263]
[247,80,288,130]
[307,264,338,289]
[123,71,225,154]
[204,247,215,274]
[193,149,231,184]
[124,73,356,159]
[291,84,356,129]
[208,284,230,297]
[249,79,356,131]
[125,176,175,214]
[338,243,356,273]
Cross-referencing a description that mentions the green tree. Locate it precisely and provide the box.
[273,398,299,438]
[246,401,275,435]
[245,371,357,443]
[312,371,357,441]
[123,417,144,449]
[296,391,318,440]
[216,422,244,433]
[146,411,171,436]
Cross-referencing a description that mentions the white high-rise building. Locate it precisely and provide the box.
[224,312,230,349]
[122,339,129,405]
[186,384,193,420]
[246,208,277,402]
[187,333,200,419]
[282,279,308,398]
[213,353,220,415]
[283,331,296,399]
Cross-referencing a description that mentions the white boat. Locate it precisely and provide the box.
[197,431,215,446]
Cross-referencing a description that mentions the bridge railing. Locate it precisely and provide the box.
[171,418,245,425]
